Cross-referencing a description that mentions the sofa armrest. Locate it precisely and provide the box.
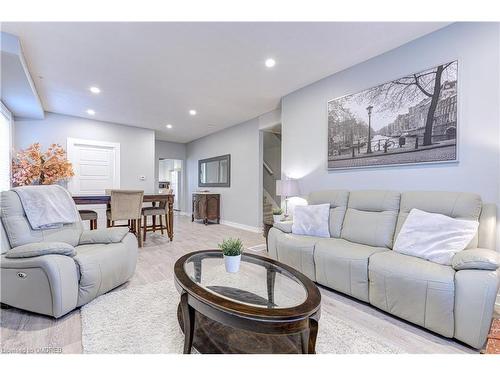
[454,269,500,349]
[452,248,500,271]
[273,221,293,233]
[79,227,130,245]
[6,242,75,258]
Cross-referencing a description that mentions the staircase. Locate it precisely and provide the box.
[263,191,277,225]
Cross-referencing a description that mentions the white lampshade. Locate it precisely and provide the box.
[281,179,300,197]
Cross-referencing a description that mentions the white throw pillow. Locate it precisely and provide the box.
[393,208,479,265]
[292,204,330,238]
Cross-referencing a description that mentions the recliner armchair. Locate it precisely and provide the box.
[0,190,138,318]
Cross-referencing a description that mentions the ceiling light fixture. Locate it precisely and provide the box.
[86,109,96,116]
[89,86,101,94]
[265,58,276,68]
[166,124,173,129]
[189,109,197,116]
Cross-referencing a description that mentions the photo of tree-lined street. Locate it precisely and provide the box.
[327,61,458,169]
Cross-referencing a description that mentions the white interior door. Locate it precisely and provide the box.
[67,138,120,228]
[170,169,180,210]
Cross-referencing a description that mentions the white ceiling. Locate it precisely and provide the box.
[1,22,449,143]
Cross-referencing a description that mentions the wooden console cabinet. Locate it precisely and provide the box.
[192,193,220,225]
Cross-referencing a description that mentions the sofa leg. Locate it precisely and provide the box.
[0,303,11,309]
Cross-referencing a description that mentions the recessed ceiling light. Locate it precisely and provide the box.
[189,109,197,116]
[86,109,95,116]
[265,58,276,68]
[166,124,173,129]
[89,86,101,94]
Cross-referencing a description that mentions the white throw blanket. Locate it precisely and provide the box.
[13,185,80,229]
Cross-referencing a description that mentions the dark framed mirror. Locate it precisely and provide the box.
[198,154,231,187]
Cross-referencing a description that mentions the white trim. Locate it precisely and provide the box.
[220,219,262,234]
[0,101,12,191]
[66,137,121,194]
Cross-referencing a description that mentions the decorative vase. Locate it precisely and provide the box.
[273,214,282,224]
[224,254,241,273]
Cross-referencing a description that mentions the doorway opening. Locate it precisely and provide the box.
[158,158,182,211]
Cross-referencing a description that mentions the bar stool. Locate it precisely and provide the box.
[79,210,98,230]
[142,200,169,242]
[106,190,144,247]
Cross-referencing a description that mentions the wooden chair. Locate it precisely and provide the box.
[142,200,169,242]
[106,190,144,247]
[79,210,98,230]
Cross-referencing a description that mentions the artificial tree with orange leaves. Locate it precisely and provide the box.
[11,143,75,186]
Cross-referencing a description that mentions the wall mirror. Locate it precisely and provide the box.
[198,154,231,187]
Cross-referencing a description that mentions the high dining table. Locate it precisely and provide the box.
[72,193,175,241]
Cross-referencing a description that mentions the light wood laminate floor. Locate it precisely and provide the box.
[0,215,492,354]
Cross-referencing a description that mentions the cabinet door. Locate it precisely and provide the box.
[206,195,219,220]
[193,194,207,219]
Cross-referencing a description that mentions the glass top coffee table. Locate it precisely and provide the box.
[174,250,321,354]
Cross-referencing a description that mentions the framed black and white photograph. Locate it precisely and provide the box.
[327,61,458,169]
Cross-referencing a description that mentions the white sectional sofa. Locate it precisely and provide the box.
[267,190,500,349]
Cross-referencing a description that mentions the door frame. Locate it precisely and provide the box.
[66,137,121,194]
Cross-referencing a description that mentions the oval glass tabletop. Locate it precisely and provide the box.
[183,252,308,308]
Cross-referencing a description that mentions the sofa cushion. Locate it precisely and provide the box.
[369,251,455,337]
[73,232,137,306]
[395,191,482,249]
[341,190,400,248]
[308,190,349,238]
[276,234,319,281]
[1,190,83,248]
[314,238,387,302]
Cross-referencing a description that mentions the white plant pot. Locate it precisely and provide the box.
[273,214,282,224]
[224,254,241,273]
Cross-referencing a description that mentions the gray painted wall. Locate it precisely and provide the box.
[155,140,187,212]
[186,118,261,229]
[282,23,500,206]
[14,112,156,192]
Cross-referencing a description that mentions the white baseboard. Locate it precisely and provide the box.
[178,211,190,216]
[220,220,262,233]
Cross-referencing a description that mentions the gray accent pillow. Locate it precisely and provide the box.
[6,241,76,258]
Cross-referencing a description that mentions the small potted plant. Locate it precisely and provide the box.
[218,238,243,273]
[272,207,283,223]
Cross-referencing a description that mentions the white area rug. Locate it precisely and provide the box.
[81,280,404,354]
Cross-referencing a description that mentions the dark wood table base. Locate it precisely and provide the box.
[177,285,318,354]
[177,305,318,354]
[174,251,321,355]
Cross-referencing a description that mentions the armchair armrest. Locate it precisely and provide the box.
[452,248,500,271]
[79,227,130,245]
[1,253,79,317]
[273,221,293,233]
[5,242,75,259]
